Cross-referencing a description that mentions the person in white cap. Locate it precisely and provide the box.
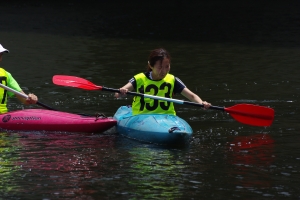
[0,44,38,113]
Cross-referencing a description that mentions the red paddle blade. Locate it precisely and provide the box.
[52,75,102,90]
[224,104,275,127]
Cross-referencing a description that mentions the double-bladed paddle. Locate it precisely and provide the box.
[52,75,275,127]
[0,83,56,111]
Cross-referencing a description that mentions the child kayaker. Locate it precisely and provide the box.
[115,48,211,115]
[0,44,38,113]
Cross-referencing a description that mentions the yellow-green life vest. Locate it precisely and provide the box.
[132,73,176,115]
[0,68,8,114]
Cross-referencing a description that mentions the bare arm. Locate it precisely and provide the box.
[16,91,38,105]
[114,82,134,98]
[181,87,211,109]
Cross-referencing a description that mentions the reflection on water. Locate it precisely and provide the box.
[0,131,196,199]
[0,129,298,199]
[0,133,21,196]
[126,147,186,199]
[0,132,117,198]
[228,133,274,150]
[225,134,276,196]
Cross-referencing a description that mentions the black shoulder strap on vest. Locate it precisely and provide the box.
[0,76,8,104]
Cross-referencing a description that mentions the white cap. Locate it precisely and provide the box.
[0,44,9,53]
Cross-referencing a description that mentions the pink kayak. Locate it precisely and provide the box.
[0,109,117,133]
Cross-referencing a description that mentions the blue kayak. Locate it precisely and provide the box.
[113,106,193,147]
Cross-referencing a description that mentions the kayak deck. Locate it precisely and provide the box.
[0,109,117,133]
[113,106,193,147]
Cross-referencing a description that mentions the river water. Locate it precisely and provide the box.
[0,1,299,199]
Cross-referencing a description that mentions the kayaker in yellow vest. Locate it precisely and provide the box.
[0,44,38,114]
[115,48,211,115]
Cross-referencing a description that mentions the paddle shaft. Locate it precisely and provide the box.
[0,83,56,111]
[103,86,273,120]
[103,87,273,120]
[101,86,224,111]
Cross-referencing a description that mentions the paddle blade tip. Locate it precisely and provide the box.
[52,75,102,90]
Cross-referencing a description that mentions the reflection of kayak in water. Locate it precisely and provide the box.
[0,109,117,133]
[113,106,193,147]
[17,133,116,172]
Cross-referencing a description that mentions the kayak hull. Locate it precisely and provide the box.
[113,106,193,146]
[0,109,117,133]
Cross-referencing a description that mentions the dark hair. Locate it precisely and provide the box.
[146,48,171,72]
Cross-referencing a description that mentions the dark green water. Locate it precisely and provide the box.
[0,1,299,199]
